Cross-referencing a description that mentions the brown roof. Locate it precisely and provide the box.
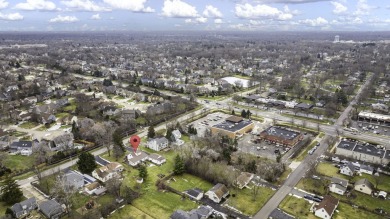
[86,182,100,191]
[106,162,123,171]
[226,115,243,123]
[316,195,339,216]
[210,183,229,199]
[236,172,254,188]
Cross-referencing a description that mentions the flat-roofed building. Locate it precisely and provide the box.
[358,111,390,123]
[258,126,303,147]
[336,139,388,165]
[211,116,254,139]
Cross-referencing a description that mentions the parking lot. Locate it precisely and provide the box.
[350,120,390,136]
[187,112,230,137]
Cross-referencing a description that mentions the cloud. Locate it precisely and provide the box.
[91,13,100,20]
[162,0,198,18]
[253,0,329,3]
[203,5,222,18]
[300,17,328,26]
[185,17,207,24]
[0,12,23,21]
[15,0,57,11]
[331,1,347,14]
[103,0,154,12]
[235,3,293,20]
[49,15,79,23]
[61,0,110,12]
[0,0,9,9]
[214,18,223,24]
[353,0,376,16]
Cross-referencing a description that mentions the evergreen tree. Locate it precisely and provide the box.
[0,175,23,205]
[138,165,148,179]
[77,152,97,174]
[147,126,156,139]
[71,121,79,139]
[241,110,247,118]
[15,61,21,68]
[232,109,235,115]
[166,127,173,141]
[246,109,251,119]
[173,155,185,175]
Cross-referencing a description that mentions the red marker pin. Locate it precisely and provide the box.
[130,135,141,153]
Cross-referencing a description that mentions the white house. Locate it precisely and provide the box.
[314,195,339,219]
[205,183,229,203]
[148,153,166,165]
[92,162,123,182]
[126,151,149,166]
[146,137,169,151]
[354,178,374,195]
[359,164,374,175]
[9,141,33,156]
[339,163,355,176]
[329,177,348,195]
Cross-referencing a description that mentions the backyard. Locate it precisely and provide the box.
[279,195,316,219]
[167,173,213,192]
[226,186,275,216]
[296,177,329,195]
[3,154,35,172]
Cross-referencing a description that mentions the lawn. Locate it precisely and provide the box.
[334,203,383,219]
[4,154,35,171]
[106,149,198,219]
[295,140,318,162]
[63,104,76,112]
[55,112,71,119]
[168,173,213,192]
[352,173,390,193]
[226,186,275,216]
[279,195,316,219]
[0,202,10,216]
[274,168,292,185]
[316,162,349,180]
[109,205,154,219]
[19,122,39,129]
[296,178,329,195]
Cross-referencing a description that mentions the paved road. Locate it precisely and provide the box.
[336,74,373,126]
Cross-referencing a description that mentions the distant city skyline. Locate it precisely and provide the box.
[0,0,389,31]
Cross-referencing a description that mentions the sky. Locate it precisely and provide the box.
[0,0,389,31]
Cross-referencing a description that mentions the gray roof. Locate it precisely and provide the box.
[10,141,32,149]
[154,137,168,145]
[355,178,374,189]
[213,119,253,133]
[11,197,37,218]
[330,177,348,188]
[353,143,385,158]
[295,103,313,109]
[269,208,295,219]
[360,164,374,172]
[185,188,203,199]
[337,140,357,151]
[261,126,300,140]
[39,200,63,219]
[385,150,390,160]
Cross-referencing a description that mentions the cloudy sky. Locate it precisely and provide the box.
[0,0,389,31]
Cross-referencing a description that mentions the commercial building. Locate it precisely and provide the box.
[258,126,303,147]
[211,116,254,139]
[335,139,388,165]
[358,111,390,123]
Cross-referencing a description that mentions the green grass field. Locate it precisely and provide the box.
[296,178,329,195]
[4,155,35,171]
[334,203,383,219]
[168,173,213,192]
[19,122,39,129]
[316,162,349,180]
[279,195,316,219]
[227,186,275,216]
[108,205,154,219]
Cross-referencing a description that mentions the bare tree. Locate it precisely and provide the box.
[106,175,122,199]
[32,142,51,181]
[51,172,77,214]
[252,181,261,201]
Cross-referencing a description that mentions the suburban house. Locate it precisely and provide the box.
[146,137,169,151]
[148,153,167,165]
[205,183,229,203]
[39,200,64,219]
[171,129,184,145]
[126,151,149,166]
[314,195,339,219]
[92,162,123,182]
[329,177,349,195]
[39,113,57,125]
[48,133,74,151]
[85,182,107,196]
[235,172,254,189]
[62,171,84,190]
[184,188,204,201]
[354,178,374,195]
[10,197,38,219]
[339,163,355,176]
[9,141,33,156]
[360,164,374,175]
[170,206,213,219]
